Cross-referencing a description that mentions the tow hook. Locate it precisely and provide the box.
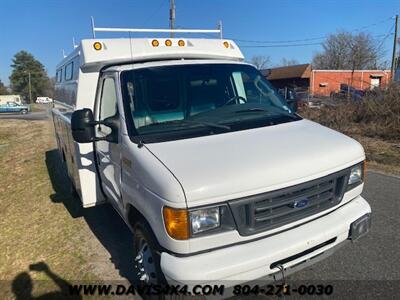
[275,264,288,297]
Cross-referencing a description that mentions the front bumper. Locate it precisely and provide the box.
[160,195,371,286]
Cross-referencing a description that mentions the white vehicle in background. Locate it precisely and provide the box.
[52,23,371,293]
[0,94,22,105]
[36,96,53,103]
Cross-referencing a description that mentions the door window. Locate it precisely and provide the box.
[99,77,118,133]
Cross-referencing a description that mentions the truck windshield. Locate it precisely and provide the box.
[120,63,301,142]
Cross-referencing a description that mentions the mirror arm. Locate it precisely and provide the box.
[88,120,105,126]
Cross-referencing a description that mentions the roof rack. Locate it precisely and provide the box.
[90,17,223,39]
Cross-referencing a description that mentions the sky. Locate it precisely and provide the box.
[1,0,399,85]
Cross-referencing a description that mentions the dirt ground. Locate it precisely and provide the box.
[0,119,132,299]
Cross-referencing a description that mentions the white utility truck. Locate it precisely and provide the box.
[52,25,371,288]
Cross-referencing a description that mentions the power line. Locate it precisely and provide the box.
[238,33,393,49]
[226,16,394,44]
[240,42,323,48]
[376,24,395,52]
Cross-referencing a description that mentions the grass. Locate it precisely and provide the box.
[29,103,51,112]
[0,119,100,299]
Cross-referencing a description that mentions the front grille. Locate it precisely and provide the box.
[228,168,349,236]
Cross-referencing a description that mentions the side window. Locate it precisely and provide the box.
[56,69,62,83]
[65,62,73,81]
[99,77,118,121]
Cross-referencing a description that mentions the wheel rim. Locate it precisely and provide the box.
[135,239,157,284]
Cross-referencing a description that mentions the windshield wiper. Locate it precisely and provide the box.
[234,108,267,113]
[234,108,299,120]
[186,119,231,130]
[147,119,231,131]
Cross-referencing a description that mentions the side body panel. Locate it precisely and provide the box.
[52,50,105,207]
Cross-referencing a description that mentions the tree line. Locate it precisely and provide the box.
[250,30,387,70]
[1,51,54,102]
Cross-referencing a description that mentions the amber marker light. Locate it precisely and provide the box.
[151,39,159,47]
[163,207,189,240]
[178,40,185,47]
[165,39,172,46]
[223,41,230,48]
[93,42,102,51]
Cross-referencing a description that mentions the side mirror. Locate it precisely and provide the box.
[71,109,96,143]
[71,108,120,143]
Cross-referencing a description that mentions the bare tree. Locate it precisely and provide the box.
[279,58,299,67]
[250,55,271,70]
[312,31,383,70]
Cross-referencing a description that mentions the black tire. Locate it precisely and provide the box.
[134,222,174,300]
[133,222,165,282]
[20,109,28,115]
[133,222,201,300]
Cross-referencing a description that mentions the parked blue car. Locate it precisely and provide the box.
[0,102,30,114]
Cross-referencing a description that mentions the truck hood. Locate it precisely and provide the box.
[145,119,364,206]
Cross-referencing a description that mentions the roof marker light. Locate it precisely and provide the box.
[151,39,159,47]
[178,40,185,47]
[223,41,230,48]
[93,42,102,51]
[165,39,172,47]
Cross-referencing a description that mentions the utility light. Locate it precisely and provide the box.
[93,42,102,51]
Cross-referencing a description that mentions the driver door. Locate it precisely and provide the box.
[95,74,122,208]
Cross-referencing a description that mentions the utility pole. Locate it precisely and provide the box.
[390,14,398,80]
[28,71,32,103]
[169,0,175,38]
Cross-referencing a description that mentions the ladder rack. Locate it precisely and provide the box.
[91,17,223,39]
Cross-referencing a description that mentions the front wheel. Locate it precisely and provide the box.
[20,109,28,115]
[133,223,199,300]
[133,223,165,287]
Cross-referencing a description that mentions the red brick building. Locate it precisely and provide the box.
[265,64,391,97]
[311,70,391,96]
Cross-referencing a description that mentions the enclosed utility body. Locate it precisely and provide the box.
[53,26,371,288]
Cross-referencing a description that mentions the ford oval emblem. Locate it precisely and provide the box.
[291,198,309,209]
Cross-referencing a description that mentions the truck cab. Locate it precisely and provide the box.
[52,29,371,289]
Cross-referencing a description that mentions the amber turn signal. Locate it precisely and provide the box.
[163,207,189,240]
[93,42,102,51]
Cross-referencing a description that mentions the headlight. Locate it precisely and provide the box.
[190,207,220,234]
[347,161,365,189]
[163,205,235,240]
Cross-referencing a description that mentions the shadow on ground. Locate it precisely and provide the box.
[45,149,135,282]
[11,262,81,299]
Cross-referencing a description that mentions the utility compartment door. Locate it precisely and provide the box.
[95,75,122,207]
